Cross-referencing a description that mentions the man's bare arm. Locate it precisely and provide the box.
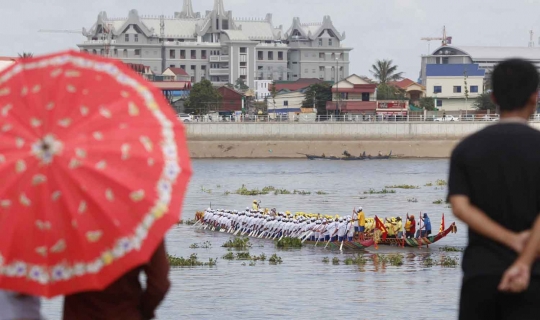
[450,195,529,253]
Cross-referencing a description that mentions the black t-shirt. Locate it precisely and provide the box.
[448,122,540,280]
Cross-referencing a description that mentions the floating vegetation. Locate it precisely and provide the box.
[293,190,311,195]
[375,254,389,264]
[236,184,268,196]
[276,237,303,248]
[262,186,276,193]
[423,257,435,267]
[201,186,212,194]
[252,253,267,261]
[189,241,212,249]
[439,246,464,252]
[236,252,252,260]
[359,196,368,200]
[440,256,459,267]
[167,253,217,267]
[249,261,256,266]
[216,184,221,188]
[269,254,283,264]
[316,191,328,195]
[222,237,252,249]
[332,257,340,265]
[224,191,231,196]
[425,182,433,187]
[222,252,235,260]
[274,188,292,195]
[364,188,396,195]
[385,184,419,189]
[407,198,418,203]
[388,254,404,266]
[322,257,330,263]
[436,179,448,186]
[432,199,445,205]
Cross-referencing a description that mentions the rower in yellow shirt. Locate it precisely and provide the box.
[252,200,259,211]
[357,207,366,240]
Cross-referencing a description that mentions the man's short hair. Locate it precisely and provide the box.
[492,59,539,111]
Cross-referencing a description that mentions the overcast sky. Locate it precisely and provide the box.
[2,0,540,80]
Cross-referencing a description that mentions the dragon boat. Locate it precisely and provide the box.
[303,151,392,161]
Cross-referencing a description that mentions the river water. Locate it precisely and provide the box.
[42,159,466,320]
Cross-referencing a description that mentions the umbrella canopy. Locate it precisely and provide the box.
[0,51,191,297]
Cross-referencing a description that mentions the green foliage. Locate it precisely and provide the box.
[189,241,212,249]
[385,184,419,189]
[235,252,252,260]
[332,257,340,265]
[316,191,328,195]
[276,237,303,248]
[436,179,448,186]
[235,184,268,196]
[184,79,222,114]
[293,190,311,195]
[201,186,212,194]
[235,78,249,91]
[425,182,433,187]
[370,59,403,84]
[423,257,435,267]
[222,252,235,260]
[252,253,267,261]
[322,257,330,263]
[439,246,464,252]
[474,92,497,111]
[464,70,469,101]
[440,256,459,267]
[377,83,407,100]
[167,253,217,267]
[364,188,396,194]
[262,186,276,193]
[302,82,333,115]
[419,97,436,111]
[388,254,404,266]
[269,254,283,264]
[407,198,418,203]
[222,237,252,249]
[433,199,444,205]
[274,189,292,195]
[344,254,368,265]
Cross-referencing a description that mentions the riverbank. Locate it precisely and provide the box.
[188,140,459,158]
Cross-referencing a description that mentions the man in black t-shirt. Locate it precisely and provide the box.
[448,59,540,320]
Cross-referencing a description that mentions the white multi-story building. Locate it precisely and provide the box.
[254,80,272,101]
[78,0,352,89]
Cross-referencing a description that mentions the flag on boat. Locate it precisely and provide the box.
[374,216,388,240]
[439,213,445,233]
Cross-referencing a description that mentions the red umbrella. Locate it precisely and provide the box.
[0,51,191,297]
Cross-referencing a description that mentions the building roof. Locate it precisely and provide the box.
[389,78,425,90]
[152,81,191,90]
[165,67,189,76]
[433,45,540,61]
[234,20,277,40]
[271,78,324,91]
[222,30,251,41]
[426,64,485,77]
[218,86,245,97]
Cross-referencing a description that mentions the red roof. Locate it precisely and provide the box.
[333,84,377,94]
[152,81,191,90]
[326,101,377,112]
[125,63,149,73]
[389,78,424,90]
[167,67,189,76]
[271,78,324,92]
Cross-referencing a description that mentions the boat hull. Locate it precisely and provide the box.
[365,223,457,247]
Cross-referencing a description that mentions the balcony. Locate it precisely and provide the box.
[210,56,220,62]
[220,56,229,62]
[209,68,230,76]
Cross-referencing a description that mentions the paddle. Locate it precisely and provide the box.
[301,231,313,243]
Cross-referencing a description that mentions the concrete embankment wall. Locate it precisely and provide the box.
[186,122,538,158]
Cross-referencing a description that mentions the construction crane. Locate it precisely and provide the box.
[421,26,452,53]
[39,25,113,58]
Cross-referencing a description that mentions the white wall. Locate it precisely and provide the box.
[254,80,272,101]
[268,91,304,111]
[426,76,484,98]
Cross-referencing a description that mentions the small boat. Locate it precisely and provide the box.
[364,223,458,248]
[303,151,392,161]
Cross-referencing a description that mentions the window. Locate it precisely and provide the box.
[319,53,324,59]
[191,65,196,70]
[169,50,175,59]
[362,93,370,101]
[278,52,283,60]
[453,86,462,93]
[292,62,298,64]
[283,101,289,106]
[170,64,175,68]
[113,49,118,57]
[319,66,325,71]
[202,50,207,59]
[329,39,333,46]
[442,57,449,64]
[181,65,186,70]
[470,85,479,93]
[201,66,206,70]
[240,62,247,67]
[134,49,141,56]
[123,49,127,57]
[180,50,186,59]
[436,100,443,107]
[240,47,247,53]
[191,50,196,59]
[312,69,316,73]
[319,39,323,46]
[434,86,442,93]
[134,34,139,42]
[125,34,129,42]
[258,51,263,60]
[258,66,263,70]
[268,52,274,60]
[240,75,246,80]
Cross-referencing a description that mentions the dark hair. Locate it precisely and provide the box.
[492,59,539,111]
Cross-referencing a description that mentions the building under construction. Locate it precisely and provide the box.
[76,0,353,89]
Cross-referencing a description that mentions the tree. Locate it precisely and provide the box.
[270,81,278,114]
[234,78,249,91]
[376,83,407,100]
[473,93,497,112]
[18,52,33,59]
[370,60,403,84]
[184,79,222,115]
[302,82,332,115]
[419,97,436,111]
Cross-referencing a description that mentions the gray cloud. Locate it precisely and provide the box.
[1,0,538,80]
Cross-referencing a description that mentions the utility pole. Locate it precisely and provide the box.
[160,15,166,73]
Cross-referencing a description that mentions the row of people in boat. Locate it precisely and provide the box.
[197,207,434,241]
[320,151,386,158]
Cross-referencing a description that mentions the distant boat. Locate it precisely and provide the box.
[303,151,392,161]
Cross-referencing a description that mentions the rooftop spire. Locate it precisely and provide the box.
[179,0,195,18]
[213,0,226,16]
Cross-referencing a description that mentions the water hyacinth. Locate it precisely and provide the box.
[276,237,303,248]
[269,254,283,264]
[167,253,217,267]
[222,237,252,249]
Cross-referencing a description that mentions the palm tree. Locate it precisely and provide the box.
[18,52,33,59]
[370,60,403,84]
